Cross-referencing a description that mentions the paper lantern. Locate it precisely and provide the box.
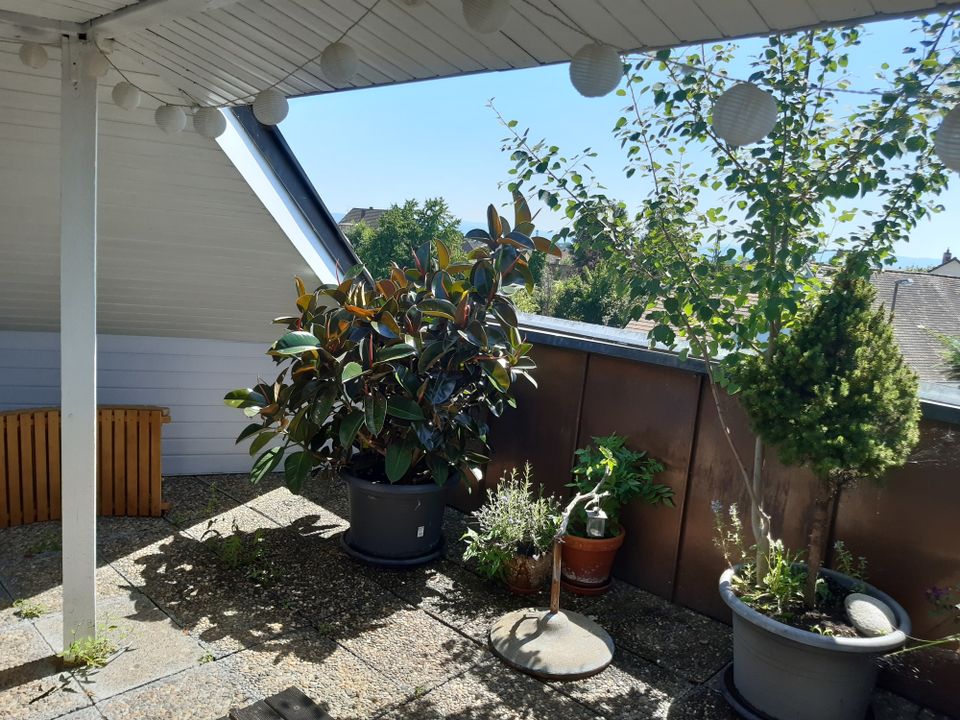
[462,0,510,34]
[321,42,359,84]
[155,104,186,135]
[934,105,960,172]
[711,82,778,147]
[111,82,141,111]
[569,43,622,98]
[19,42,47,69]
[252,88,288,125]
[193,107,227,139]
[83,50,110,79]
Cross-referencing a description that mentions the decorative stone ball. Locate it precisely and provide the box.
[252,88,288,126]
[19,42,48,70]
[844,592,896,637]
[155,104,187,135]
[193,107,226,139]
[83,50,110,79]
[935,104,960,172]
[321,42,359,85]
[111,81,141,111]
[569,43,623,98]
[711,82,778,147]
[462,0,510,34]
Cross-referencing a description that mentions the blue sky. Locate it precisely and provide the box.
[280,17,957,266]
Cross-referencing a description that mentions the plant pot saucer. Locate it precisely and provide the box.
[340,531,443,568]
[561,578,612,596]
[719,663,875,720]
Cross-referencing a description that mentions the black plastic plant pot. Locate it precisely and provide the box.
[340,471,449,567]
[718,566,910,720]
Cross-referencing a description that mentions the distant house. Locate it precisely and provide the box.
[339,207,388,233]
[623,267,960,386]
[930,249,960,278]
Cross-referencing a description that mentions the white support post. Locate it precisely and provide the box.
[60,36,99,649]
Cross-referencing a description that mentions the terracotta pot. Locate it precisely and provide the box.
[560,529,625,595]
[503,550,553,595]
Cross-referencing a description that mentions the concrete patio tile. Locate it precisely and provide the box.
[379,558,538,643]
[551,648,696,719]
[238,486,349,538]
[440,507,472,567]
[379,658,602,719]
[0,558,133,624]
[33,593,204,702]
[0,622,92,720]
[55,708,104,719]
[0,522,62,566]
[161,476,251,533]
[224,627,407,720]
[335,598,487,693]
[95,516,181,565]
[568,581,732,683]
[111,534,302,657]
[662,682,739,719]
[196,473,285,505]
[96,661,256,720]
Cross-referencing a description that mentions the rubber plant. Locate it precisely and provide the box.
[225,192,559,491]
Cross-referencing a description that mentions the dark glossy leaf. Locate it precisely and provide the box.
[418,298,457,321]
[251,446,284,484]
[342,362,364,382]
[435,238,450,269]
[339,409,365,448]
[462,320,488,347]
[418,341,447,373]
[425,376,457,405]
[375,343,417,363]
[271,331,321,356]
[493,298,518,328]
[364,393,387,435]
[248,430,276,456]
[309,387,336,426]
[427,454,450,485]
[284,451,313,494]
[385,443,412,483]
[236,423,265,444]
[386,397,425,421]
[224,388,267,409]
[486,204,503,238]
[481,360,511,392]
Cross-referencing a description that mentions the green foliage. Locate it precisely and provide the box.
[25,529,61,556]
[12,598,45,619]
[349,199,467,281]
[60,623,124,669]
[733,274,920,485]
[551,260,632,327]
[227,194,546,490]
[832,540,868,589]
[568,435,671,538]
[462,464,561,581]
[733,540,810,622]
[934,333,960,381]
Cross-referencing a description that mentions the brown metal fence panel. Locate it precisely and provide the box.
[0,406,169,527]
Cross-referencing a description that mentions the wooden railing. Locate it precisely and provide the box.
[0,406,170,528]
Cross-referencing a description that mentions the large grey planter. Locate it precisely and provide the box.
[341,471,448,567]
[719,566,910,720]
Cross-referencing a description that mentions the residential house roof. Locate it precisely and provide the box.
[339,207,389,232]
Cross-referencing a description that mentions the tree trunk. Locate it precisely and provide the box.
[751,435,770,578]
[804,485,837,608]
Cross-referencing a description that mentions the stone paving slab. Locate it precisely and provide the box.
[333,597,488,694]
[223,627,407,720]
[379,658,603,719]
[34,593,204,702]
[551,647,697,719]
[0,621,92,720]
[96,662,256,720]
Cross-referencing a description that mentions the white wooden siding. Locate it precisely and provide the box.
[0,330,276,475]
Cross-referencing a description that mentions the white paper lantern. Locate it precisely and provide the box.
[83,50,110,79]
[462,0,510,34]
[252,88,288,125]
[321,42,359,84]
[193,107,227,139]
[711,82,778,147]
[19,42,48,69]
[111,82,141,111]
[569,43,622,98]
[155,104,187,135]
[934,105,960,172]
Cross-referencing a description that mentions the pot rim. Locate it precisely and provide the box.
[719,565,910,653]
[342,470,449,494]
[562,527,625,547]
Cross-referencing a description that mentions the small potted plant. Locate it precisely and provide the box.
[225,193,558,566]
[462,463,561,594]
[720,273,919,720]
[561,435,672,595]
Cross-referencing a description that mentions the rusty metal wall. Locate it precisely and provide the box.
[484,338,960,715]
